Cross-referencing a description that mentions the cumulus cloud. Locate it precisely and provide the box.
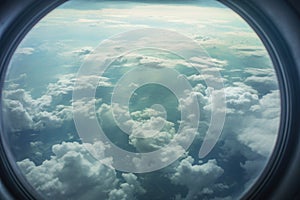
[237,90,280,156]
[212,82,280,159]
[129,118,176,152]
[202,82,259,116]
[17,141,145,200]
[3,72,112,131]
[223,83,259,114]
[97,103,177,152]
[2,87,70,131]
[3,98,35,131]
[96,102,199,172]
[108,173,146,200]
[187,56,227,87]
[72,97,102,120]
[219,88,280,159]
[48,73,112,97]
[170,156,224,199]
[244,68,278,95]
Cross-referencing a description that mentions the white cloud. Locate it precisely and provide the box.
[224,31,257,38]
[109,103,169,139]
[97,103,177,152]
[240,159,266,190]
[108,173,146,200]
[15,47,35,55]
[99,5,233,24]
[2,87,70,131]
[48,73,112,97]
[244,67,275,76]
[188,73,226,85]
[3,72,112,131]
[30,141,43,148]
[129,118,176,152]
[3,98,34,131]
[189,56,228,68]
[72,97,102,120]
[194,36,226,47]
[72,46,93,56]
[170,156,224,199]
[203,82,259,116]
[238,90,280,156]
[59,46,95,62]
[137,54,189,69]
[18,141,145,200]
[46,74,75,96]
[223,83,259,115]
[96,103,198,171]
[217,86,280,158]
[230,44,268,57]
[245,74,278,94]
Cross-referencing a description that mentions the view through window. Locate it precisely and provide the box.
[1,0,280,199]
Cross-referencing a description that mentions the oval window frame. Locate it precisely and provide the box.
[0,0,299,199]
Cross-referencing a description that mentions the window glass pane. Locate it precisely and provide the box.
[1,0,280,199]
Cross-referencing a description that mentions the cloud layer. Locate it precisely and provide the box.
[18,141,145,200]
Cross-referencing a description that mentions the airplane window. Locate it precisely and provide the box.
[0,0,281,199]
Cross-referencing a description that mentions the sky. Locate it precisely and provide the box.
[1,0,280,199]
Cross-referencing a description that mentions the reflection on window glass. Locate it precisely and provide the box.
[1,0,280,199]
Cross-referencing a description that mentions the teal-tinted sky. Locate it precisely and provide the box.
[2,1,280,200]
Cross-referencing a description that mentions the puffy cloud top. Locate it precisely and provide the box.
[18,141,145,200]
[170,156,224,199]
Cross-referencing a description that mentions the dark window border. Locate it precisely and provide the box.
[0,1,67,199]
[0,0,299,199]
[220,1,300,199]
